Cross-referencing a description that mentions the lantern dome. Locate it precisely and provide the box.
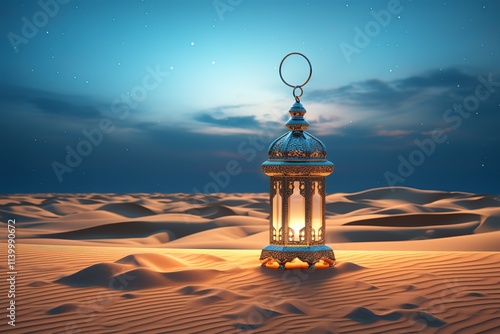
[262,101,334,177]
[268,130,327,161]
[267,101,328,161]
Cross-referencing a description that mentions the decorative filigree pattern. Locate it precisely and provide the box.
[260,245,335,269]
[285,134,308,158]
[262,164,334,176]
[309,139,326,159]
[268,131,328,161]
[268,134,286,159]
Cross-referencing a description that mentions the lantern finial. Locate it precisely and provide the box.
[285,101,309,131]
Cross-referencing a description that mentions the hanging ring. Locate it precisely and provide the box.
[279,52,313,89]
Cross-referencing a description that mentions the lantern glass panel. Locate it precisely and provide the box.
[272,180,282,242]
[312,181,322,241]
[288,181,305,242]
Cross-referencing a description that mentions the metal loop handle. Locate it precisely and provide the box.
[279,52,313,89]
[293,86,303,102]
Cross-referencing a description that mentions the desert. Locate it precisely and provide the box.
[1,186,499,333]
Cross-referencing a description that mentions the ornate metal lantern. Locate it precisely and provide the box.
[260,53,335,270]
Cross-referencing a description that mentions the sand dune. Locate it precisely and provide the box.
[116,253,186,270]
[97,202,158,218]
[37,220,219,241]
[0,187,499,333]
[2,186,499,251]
[55,254,224,291]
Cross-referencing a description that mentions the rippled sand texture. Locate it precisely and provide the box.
[0,187,499,333]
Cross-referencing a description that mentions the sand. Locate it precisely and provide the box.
[0,187,499,333]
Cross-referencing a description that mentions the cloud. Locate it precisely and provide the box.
[392,68,478,89]
[307,67,500,138]
[194,113,260,128]
[189,103,284,136]
[1,69,499,194]
[183,68,500,140]
[309,68,481,108]
[30,97,101,119]
[0,84,103,121]
[375,129,414,137]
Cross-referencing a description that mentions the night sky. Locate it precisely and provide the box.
[1,0,499,195]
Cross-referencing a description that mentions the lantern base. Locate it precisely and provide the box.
[260,244,335,270]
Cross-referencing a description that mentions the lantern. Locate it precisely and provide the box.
[260,53,335,270]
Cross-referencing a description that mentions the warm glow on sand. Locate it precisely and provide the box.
[262,258,333,270]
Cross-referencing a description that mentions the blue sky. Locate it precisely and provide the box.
[1,0,499,194]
